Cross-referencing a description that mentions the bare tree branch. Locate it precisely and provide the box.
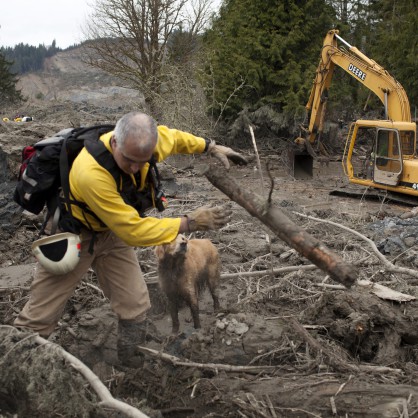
[294,211,418,280]
[138,346,277,373]
[81,0,215,114]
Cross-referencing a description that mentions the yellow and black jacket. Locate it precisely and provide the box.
[69,126,206,247]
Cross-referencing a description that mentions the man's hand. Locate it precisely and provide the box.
[185,205,232,232]
[208,141,248,170]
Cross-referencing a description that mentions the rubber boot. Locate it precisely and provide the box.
[117,318,148,368]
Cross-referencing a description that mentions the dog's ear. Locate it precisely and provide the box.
[154,245,166,259]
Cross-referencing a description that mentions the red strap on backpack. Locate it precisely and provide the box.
[19,145,36,179]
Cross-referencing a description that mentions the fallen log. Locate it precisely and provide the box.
[203,164,357,288]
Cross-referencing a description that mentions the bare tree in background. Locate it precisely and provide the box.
[82,0,215,118]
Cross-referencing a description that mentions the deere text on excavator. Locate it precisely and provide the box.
[293,29,417,203]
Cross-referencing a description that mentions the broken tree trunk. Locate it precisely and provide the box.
[203,164,357,288]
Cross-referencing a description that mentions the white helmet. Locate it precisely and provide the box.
[31,233,81,275]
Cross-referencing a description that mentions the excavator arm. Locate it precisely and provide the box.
[292,29,418,201]
[306,29,411,145]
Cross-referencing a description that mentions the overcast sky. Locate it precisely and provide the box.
[0,0,93,48]
[0,0,222,49]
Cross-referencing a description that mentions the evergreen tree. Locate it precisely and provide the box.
[0,51,24,105]
[167,27,200,65]
[326,1,417,117]
[370,0,418,111]
[202,0,336,125]
[1,41,61,74]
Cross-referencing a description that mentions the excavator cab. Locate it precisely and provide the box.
[294,29,418,200]
[373,128,403,186]
[343,120,418,196]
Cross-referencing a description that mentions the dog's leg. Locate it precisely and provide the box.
[208,282,220,312]
[188,292,201,329]
[207,267,221,312]
[190,304,201,329]
[167,297,180,334]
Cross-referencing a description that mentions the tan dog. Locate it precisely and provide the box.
[155,234,221,334]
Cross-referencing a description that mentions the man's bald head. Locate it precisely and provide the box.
[111,112,159,174]
[113,112,158,154]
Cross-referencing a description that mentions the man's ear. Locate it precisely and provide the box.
[110,135,117,150]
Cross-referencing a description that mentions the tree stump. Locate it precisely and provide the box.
[302,288,418,364]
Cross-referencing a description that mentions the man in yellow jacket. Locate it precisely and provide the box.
[14,111,247,367]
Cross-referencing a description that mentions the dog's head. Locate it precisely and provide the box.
[155,234,188,260]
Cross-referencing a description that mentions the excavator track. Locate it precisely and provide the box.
[330,185,418,207]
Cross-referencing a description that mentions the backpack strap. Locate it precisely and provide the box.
[58,126,114,254]
[60,135,74,219]
[84,138,164,195]
[84,138,166,215]
[84,137,122,189]
[148,155,162,190]
[60,132,165,252]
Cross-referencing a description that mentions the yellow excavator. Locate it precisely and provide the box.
[294,29,417,203]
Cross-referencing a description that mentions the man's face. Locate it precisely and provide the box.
[111,136,154,175]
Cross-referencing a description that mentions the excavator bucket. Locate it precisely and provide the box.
[287,138,315,179]
[293,152,314,179]
[287,148,313,179]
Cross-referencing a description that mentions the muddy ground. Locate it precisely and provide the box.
[2,110,418,418]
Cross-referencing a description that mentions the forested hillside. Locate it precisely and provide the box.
[203,0,417,130]
[1,41,62,74]
[0,0,416,130]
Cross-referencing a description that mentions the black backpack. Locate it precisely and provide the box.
[14,125,114,215]
[14,124,166,238]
